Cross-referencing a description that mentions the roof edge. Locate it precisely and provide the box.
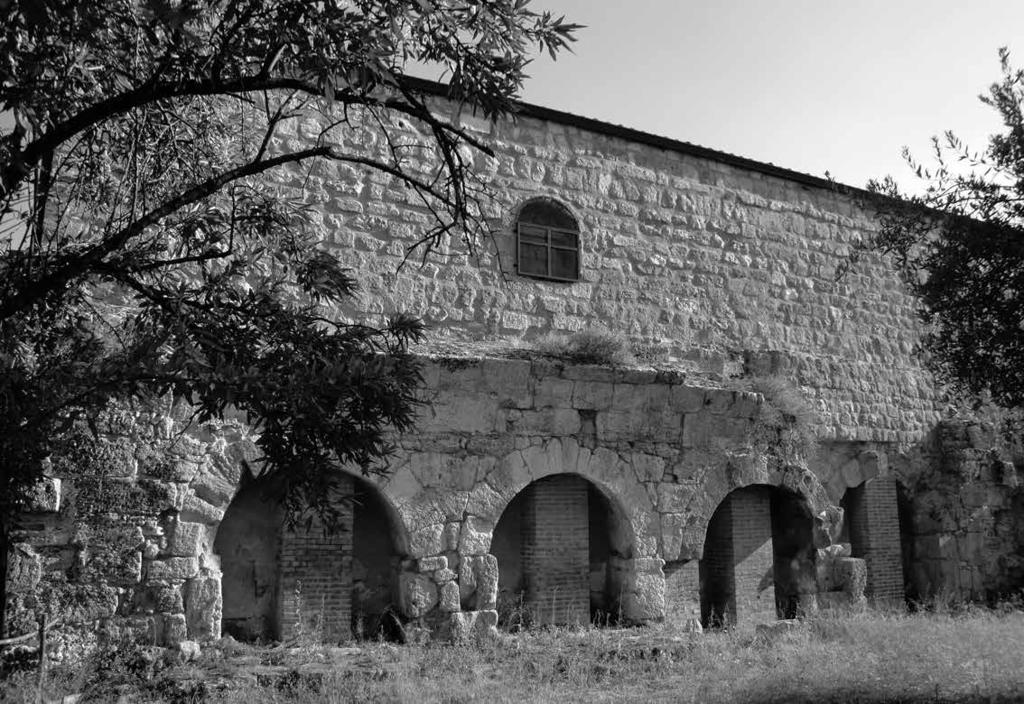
[400,76,875,202]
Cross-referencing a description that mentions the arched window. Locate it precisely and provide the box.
[516,199,580,282]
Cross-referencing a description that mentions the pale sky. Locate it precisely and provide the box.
[516,0,1024,192]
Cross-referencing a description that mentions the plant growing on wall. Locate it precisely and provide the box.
[747,375,820,467]
[0,0,579,625]
[865,48,1024,409]
[532,329,637,366]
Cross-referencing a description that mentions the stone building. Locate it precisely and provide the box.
[6,85,1023,653]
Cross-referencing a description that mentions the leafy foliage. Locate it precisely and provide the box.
[866,48,1024,408]
[0,0,579,530]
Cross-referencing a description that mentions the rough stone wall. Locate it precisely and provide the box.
[273,101,940,444]
[3,400,254,658]
[898,420,1024,600]
[7,355,865,651]
[663,560,700,625]
[11,93,1024,652]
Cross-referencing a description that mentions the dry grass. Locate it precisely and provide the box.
[531,329,637,366]
[4,609,1024,703]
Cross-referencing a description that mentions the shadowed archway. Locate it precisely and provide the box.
[699,484,815,628]
[490,473,634,627]
[214,472,409,643]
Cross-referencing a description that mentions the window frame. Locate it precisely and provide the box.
[515,207,581,283]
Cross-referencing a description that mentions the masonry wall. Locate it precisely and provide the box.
[11,93,1024,654]
[899,420,1024,600]
[663,560,700,626]
[6,356,856,652]
[273,101,941,445]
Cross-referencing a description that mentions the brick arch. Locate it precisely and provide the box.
[699,483,817,628]
[213,469,412,643]
[838,475,906,602]
[488,472,636,626]
[183,423,414,548]
[468,438,663,624]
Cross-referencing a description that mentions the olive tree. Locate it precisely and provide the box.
[867,48,1024,409]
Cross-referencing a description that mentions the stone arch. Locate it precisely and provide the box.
[475,439,659,556]
[489,472,634,627]
[477,439,663,623]
[213,470,412,643]
[508,195,584,235]
[698,483,816,628]
[688,460,833,560]
[380,439,665,626]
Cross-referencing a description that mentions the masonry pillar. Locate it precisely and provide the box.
[846,477,904,603]
[278,473,355,641]
[664,560,701,625]
[701,488,776,627]
[522,475,589,626]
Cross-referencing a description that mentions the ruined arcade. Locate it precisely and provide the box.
[5,89,1021,654]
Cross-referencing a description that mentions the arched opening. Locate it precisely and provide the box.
[491,474,632,628]
[699,485,815,628]
[214,472,407,643]
[350,479,406,640]
[214,478,283,643]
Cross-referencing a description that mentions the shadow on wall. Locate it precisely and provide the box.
[490,473,634,628]
[699,484,815,628]
[214,472,408,643]
[214,477,283,643]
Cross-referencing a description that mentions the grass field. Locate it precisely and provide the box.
[4,607,1024,703]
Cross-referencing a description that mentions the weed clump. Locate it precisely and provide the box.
[532,329,636,366]
[747,375,820,464]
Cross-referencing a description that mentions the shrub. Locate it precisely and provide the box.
[532,329,636,366]
[631,341,670,365]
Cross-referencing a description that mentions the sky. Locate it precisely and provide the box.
[513,0,1024,192]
